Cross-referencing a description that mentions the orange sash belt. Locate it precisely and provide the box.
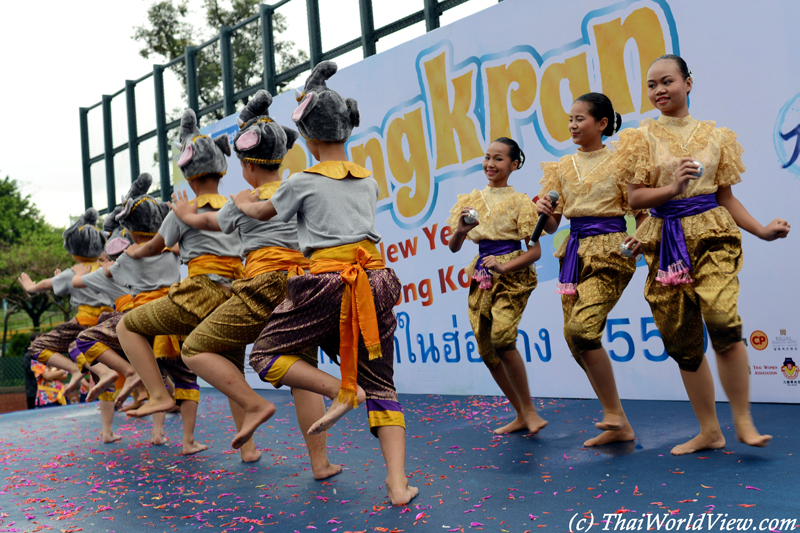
[114,294,135,313]
[133,287,170,308]
[76,305,114,326]
[244,246,310,279]
[187,254,244,280]
[309,240,385,408]
[131,287,182,357]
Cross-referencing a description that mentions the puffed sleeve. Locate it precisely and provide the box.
[446,191,477,233]
[515,194,539,238]
[613,127,652,187]
[537,161,564,215]
[715,128,745,187]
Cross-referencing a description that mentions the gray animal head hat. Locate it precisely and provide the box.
[176,108,231,180]
[102,214,134,260]
[111,173,170,237]
[291,61,360,143]
[234,90,300,166]
[63,208,106,260]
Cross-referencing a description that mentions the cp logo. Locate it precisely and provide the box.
[750,330,769,351]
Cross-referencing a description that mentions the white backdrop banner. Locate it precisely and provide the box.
[189,0,800,402]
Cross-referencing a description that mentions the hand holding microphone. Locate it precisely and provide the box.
[532,190,559,243]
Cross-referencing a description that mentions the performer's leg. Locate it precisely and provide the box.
[151,411,166,446]
[183,351,275,450]
[227,399,260,462]
[44,352,85,395]
[490,349,547,435]
[99,397,121,443]
[377,425,418,505]
[715,342,770,447]
[178,400,207,455]
[673,357,725,455]
[84,361,119,403]
[94,348,141,408]
[291,388,342,480]
[577,347,634,446]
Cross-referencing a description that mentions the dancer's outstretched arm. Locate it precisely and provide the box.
[716,186,790,240]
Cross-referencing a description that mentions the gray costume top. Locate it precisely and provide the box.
[217,195,300,257]
[159,207,242,281]
[51,268,113,308]
[271,172,381,258]
[111,252,181,296]
[80,269,130,302]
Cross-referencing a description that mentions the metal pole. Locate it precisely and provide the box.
[79,108,92,210]
[424,0,440,32]
[260,4,277,95]
[153,64,171,201]
[125,80,140,182]
[102,95,116,212]
[185,45,199,112]
[220,26,236,116]
[358,0,376,58]
[306,0,322,67]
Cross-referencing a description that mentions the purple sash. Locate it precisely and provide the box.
[473,240,522,289]
[557,216,627,295]
[650,193,719,285]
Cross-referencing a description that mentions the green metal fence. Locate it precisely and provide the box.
[80,0,498,215]
[0,357,26,388]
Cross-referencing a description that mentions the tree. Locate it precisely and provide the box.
[0,178,72,332]
[133,0,308,126]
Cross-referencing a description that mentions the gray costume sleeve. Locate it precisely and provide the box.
[51,269,75,297]
[217,200,242,235]
[270,178,301,223]
[158,211,183,248]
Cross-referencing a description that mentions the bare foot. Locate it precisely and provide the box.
[735,419,772,448]
[126,396,176,418]
[167,404,181,414]
[595,412,626,432]
[671,431,726,455]
[313,461,343,480]
[121,398,144,412]
[63,371,87,396]
[151,433,166,446]
[102,432,122,444]
[493,412,548,435]
[114,375,142,410]
[386,477,419,506]
[231,400,276,449]
[87,371,119,403]
[584,424,635,447]
[240,448,262,463]
[308,387,366,436]
[182,440,209,455]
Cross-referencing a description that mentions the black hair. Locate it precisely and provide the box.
[257,162,282,172]
[492,137,525,170]
[650,54,692,94]
[29,332,40,343]
[574,92,621,137]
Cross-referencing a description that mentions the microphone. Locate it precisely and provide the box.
[531,190,559,243]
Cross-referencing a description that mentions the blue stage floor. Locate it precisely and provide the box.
[0,390,797,533]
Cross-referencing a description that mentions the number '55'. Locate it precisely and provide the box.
[606,317,709,362]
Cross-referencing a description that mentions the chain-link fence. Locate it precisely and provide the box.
[0,357,26,388]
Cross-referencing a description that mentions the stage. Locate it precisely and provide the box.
[0,390,795,532]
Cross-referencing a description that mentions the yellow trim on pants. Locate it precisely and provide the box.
[174,388,200,403]
[84,342,112,365]
[37,349,55,365]
[262,355,302,388]
[368,410,406,430]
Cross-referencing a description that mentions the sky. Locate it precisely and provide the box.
[0,0,496,228]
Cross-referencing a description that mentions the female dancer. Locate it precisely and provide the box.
[620,54,790,454]
[447,137,545,435]
[536,92,647,446]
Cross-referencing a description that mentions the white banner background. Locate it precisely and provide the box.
[191,0,800,402]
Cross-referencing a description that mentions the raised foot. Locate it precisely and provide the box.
[151,433,166,446]
[584,424,635,447]
[114,375,142,410]
[87,371,120,403]
[313,462,343,480]
[493,414,548,435]
[308,398,357,436]
[63,371,87,396]
[121,398,145,412]
[102,432,122,444]
[126,396,176,418]
[387,478,419,506]
[182,441,208,456]
[231,400,276,449]
[671,432,726,455]
[595,413,626,432]
[240,448,262,463]
[735,420,772,448]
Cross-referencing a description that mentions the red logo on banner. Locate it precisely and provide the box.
[750,331,769,351]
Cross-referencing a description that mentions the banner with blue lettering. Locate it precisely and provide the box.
[190,0,800,402]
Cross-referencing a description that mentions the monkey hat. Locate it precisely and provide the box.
[102,216,134,260]
[111,172,170,238]
[291,61,360,143]
[176,108,231,180]
[234,90,300,166]
[63,208,106,261]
